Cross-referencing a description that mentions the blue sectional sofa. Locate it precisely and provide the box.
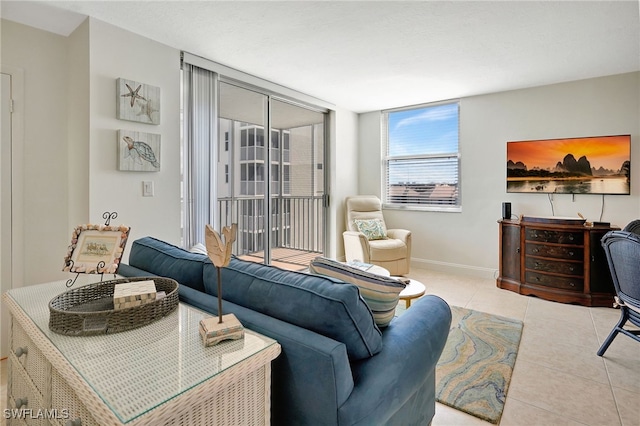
[119,237,451,425]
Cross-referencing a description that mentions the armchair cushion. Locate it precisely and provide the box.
[369,239,408,262]
[354,218,387,240]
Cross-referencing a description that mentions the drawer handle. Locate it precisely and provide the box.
[14,346,28,357]
[568,235,574,241]
[570,282,575,287]
[15,397,28,409]
[569,251,575,256]
[66,419,82,426]
[532,248,539,253]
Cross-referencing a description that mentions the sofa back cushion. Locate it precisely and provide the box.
[203,258,382,360]
[309,257,406,327]
[128,237,207,292]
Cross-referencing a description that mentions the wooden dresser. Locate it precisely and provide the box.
[497,217,618,307]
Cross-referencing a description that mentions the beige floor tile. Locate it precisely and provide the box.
[413,270,486,308]
[509,359,620,425]
[611,387,640,426]
[516,328,610,384]
[500,398,585,426]
[464,286,529,321]
[603,349,640,394]
[433,402,491,426]
[526,296,594,327]
[522,313,600,351]
[1,358,6,426]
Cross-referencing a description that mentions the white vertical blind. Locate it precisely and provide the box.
[182,64,217,247]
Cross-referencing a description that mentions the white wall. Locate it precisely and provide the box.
[1,20,70,285]
[1,17,358,284]
[1,18,182,284]
[358,72,640,277]
[86,18,182,249]
[329,107,359,260]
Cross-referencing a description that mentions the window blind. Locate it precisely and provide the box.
[383,102,460,210]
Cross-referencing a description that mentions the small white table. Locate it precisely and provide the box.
[399,279,426,308]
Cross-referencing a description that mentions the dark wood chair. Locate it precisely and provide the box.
[598,230,640,356]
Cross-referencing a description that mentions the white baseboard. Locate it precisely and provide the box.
[411,258,498,280]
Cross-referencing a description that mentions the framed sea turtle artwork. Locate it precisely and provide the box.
[118,130,161,172]
[116,78,160,125]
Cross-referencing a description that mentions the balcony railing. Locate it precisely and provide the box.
[217,195,324,268]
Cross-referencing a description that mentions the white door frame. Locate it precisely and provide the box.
[1,65,25,359]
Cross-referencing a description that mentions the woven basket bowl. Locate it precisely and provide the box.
[49,277,179,336]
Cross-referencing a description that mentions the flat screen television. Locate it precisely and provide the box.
[506,135,631,195]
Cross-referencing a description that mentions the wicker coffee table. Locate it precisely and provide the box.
[3,280,280,425]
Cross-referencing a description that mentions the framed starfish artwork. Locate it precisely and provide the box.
[117,129,161,172]
[116,78,160,124]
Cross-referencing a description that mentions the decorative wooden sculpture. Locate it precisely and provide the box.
[200,223,243,346]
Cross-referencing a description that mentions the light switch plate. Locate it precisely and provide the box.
[143,181,154,197]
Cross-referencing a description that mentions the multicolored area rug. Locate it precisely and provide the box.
[435,306,523,424]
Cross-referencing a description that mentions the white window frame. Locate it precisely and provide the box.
[382,101,461,212]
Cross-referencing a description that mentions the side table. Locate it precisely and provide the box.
[3,280,281,425]
[399,279,426,308]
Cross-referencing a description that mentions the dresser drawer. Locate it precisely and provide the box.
[525,271,584,291]
[525,228,583,245]
[525,257,583,276]
[11,322,51,397]
[51,368,99,426]
[525,242,583,260]
[8,362,48,426]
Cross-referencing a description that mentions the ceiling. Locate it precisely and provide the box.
[2,1,639,113]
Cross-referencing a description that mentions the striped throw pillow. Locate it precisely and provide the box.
[309,257,406,327]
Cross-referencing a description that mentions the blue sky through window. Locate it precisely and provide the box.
[388,103,459,157]
[387,103,459,186]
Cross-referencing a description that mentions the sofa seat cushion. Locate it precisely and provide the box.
[308,257,406,327]
[369,238,407,261]
[128,237,208,292]
[203,258,383,360]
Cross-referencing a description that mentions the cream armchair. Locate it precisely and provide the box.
[343,195,411,276]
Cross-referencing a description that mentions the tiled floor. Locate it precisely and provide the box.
[1,266,638,425]
[405,268,640,426]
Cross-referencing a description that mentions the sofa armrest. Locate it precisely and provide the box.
[338,295,451,425]
[343,231,371,262]
[179,285,355,425]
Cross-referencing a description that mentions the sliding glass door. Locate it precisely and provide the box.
[216,82,327,270]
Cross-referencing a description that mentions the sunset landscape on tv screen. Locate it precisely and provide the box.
[506,135,631,194]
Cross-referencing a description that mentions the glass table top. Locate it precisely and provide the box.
[5,279,278,423]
